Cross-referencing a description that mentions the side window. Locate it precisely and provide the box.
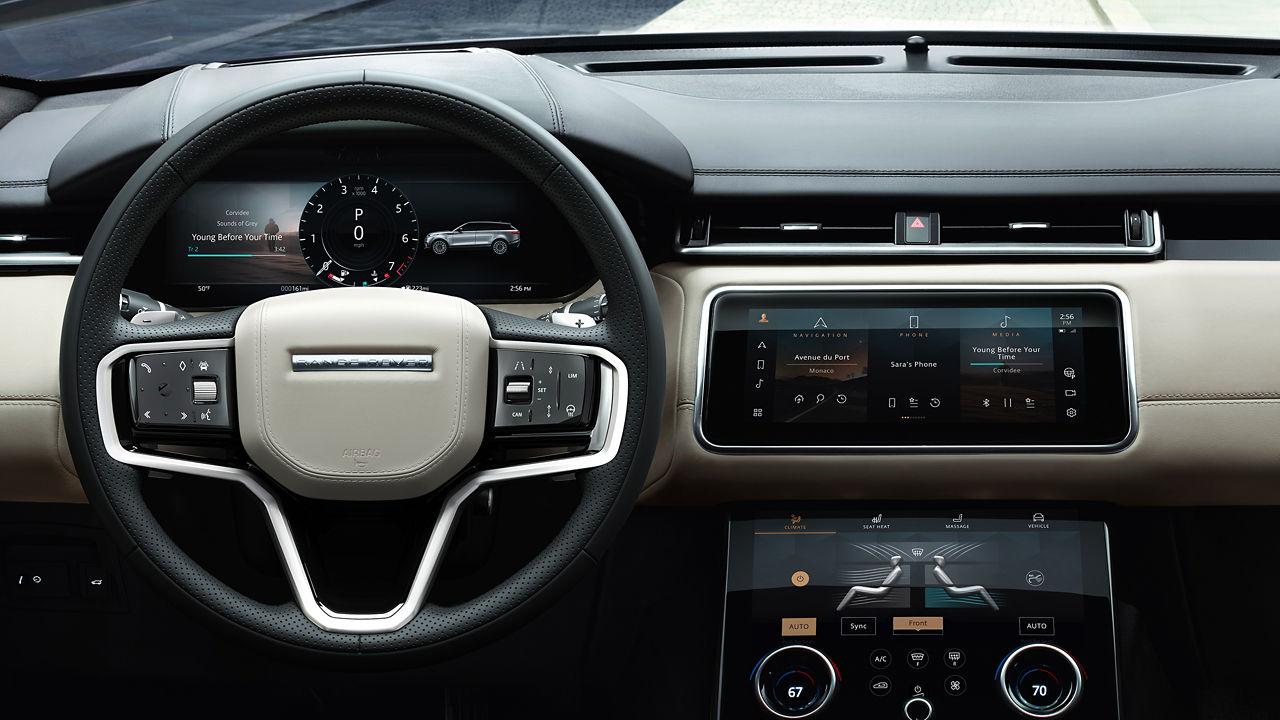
[457,222,478,232]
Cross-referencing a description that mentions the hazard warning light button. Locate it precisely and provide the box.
[896,211,939,245]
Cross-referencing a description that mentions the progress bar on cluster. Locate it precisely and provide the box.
[969,362,1045,367]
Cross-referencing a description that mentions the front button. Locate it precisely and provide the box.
[903,697,933,720]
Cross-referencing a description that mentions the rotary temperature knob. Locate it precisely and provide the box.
[997,643,1084,717]
[753,645,839,718]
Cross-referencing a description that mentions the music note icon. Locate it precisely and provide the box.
[755,379,764,389]
[1000,315,1011,328]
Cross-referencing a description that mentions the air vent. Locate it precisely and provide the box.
[580,55,884,73]
[939,207,1132,244]
[0,233,81,268]
[686,207,892,247]
[947,55,1252,77]
[678,203,1162,258]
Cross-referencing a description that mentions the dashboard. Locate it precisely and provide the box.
[128,139,595,307]
[3,38,1280,511]
[1,34,1280,720]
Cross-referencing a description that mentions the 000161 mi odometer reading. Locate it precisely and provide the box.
[297,174,420,287]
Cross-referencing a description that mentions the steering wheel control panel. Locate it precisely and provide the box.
[128,349,234,431]
[491,349,597,432]
[719,509,1118,719]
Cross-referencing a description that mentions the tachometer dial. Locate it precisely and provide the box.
[298,175,419,287]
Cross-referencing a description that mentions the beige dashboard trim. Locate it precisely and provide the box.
[0,275,85,503]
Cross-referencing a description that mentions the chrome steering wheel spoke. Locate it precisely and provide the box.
[95,332,626,634]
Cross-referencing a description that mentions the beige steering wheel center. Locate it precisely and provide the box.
[234,287,490,500]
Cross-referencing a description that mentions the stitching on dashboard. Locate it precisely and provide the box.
[693,168,1280,177]
[1140,399,1280,407]
[506,51,563,135]
[0,179,48,187]
[1141,391,1280,401]
[163,65,195,140]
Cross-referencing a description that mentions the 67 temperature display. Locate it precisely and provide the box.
[298,174,420,287]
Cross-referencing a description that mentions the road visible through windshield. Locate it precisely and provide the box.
[1,0,1276,79]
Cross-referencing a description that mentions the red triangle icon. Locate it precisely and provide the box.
[909,216,926,229]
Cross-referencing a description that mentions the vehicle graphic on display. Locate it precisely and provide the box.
[425,221,521,255]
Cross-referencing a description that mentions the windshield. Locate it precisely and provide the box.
[1,0,1275,80]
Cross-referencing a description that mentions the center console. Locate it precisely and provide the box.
[718,509,1118,719]
[696,286,1134,451]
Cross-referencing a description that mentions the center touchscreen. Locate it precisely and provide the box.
[699,289,1132,449]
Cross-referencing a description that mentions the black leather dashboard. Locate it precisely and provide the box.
[1,42,1273,213]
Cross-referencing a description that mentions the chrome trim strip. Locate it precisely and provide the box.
[0,252,81,266]
[676,238,1162,257]
[290,353,434,372]
[1104,522,1122,719]
[97,336,627,634]
[713,519,733,720]
[692,284,1138,453]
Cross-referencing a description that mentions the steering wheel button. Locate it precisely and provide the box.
[503,378,532,404]
[192,379,219,404]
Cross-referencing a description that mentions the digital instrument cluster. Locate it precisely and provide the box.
[133,144,595,307]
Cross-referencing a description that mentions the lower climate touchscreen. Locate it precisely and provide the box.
[699,289,1132,449]
[718,511,1118,719]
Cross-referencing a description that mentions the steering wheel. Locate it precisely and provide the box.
[59,71,664,662]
